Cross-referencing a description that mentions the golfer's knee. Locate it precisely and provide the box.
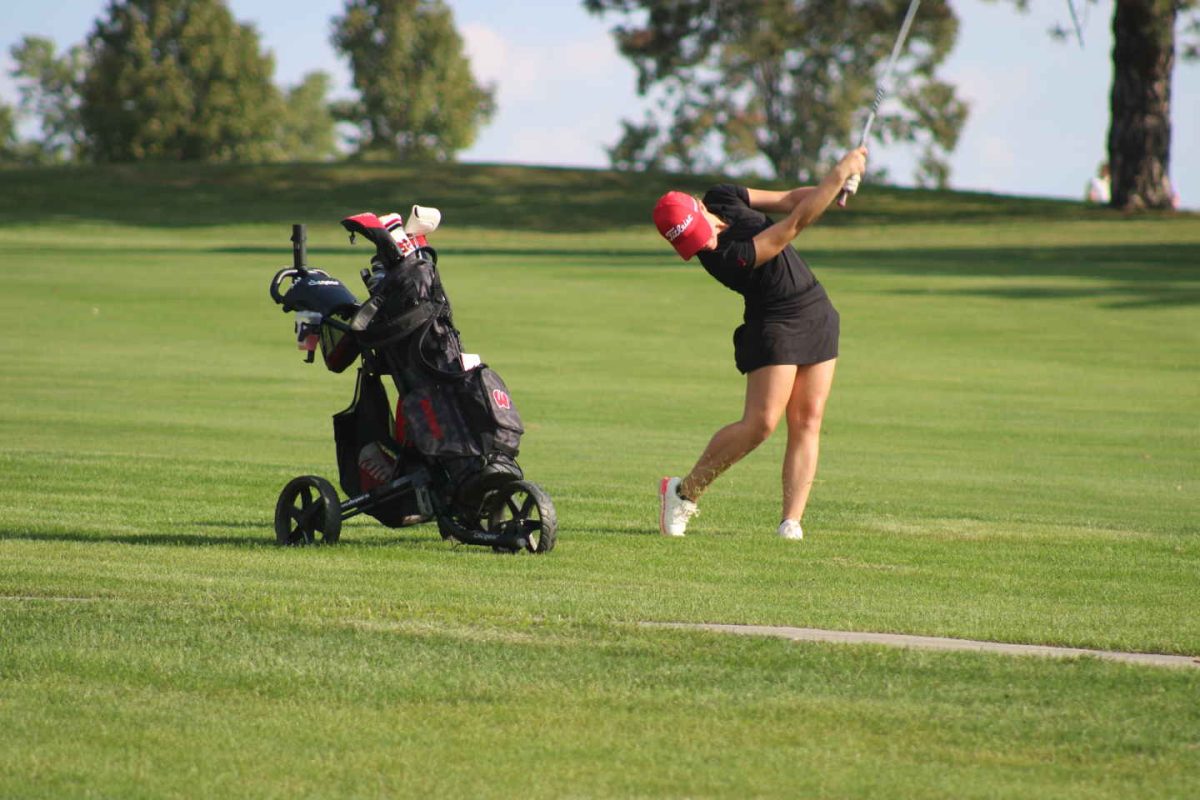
[741,414,777,446]
[788,404,825,437]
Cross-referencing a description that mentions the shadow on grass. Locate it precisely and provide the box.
[0,529,271,548]
[217,245,668,260]
[4,163,1194,312]
[227,240,1200,299]
[0,526,482,551]
[812,242,1200,309]
[889,285,1200,310]
[0,161,1151,233]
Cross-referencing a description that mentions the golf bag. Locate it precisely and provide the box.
[269,212,556,553]
[340,211,525,505]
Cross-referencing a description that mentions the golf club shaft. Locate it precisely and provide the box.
[838,0,921,208]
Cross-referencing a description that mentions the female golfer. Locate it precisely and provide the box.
[653,146,867,540]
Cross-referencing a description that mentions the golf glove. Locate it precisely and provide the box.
[842,174,862,196]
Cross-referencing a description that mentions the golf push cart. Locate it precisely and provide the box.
[268,208,556,553]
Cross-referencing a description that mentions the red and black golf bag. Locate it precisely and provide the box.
[337,211,525,509]
[269,214,555,553]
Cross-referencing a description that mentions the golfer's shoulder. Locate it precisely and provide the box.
[703,183,749,207]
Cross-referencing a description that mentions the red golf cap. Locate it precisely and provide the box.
[653,191,713,260]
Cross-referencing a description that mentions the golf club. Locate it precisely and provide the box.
[838,0,922,207]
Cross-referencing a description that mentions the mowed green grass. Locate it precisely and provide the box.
[1,163,1198,798]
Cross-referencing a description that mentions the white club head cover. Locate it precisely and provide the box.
[378,212,409,246]
[404,205,442,236]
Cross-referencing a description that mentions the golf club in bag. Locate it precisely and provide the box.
[268,211,556,554]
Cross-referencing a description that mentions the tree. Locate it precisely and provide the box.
[331,0,496,160]
[996,0,1199,210]
[584,0,968,185]
[0,103,21,164]
[277,71,339,161]
[8,36,87,164]
[1108,0,1180,209]
[78,0,283,162]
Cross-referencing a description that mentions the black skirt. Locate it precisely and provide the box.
[732,299,840,374]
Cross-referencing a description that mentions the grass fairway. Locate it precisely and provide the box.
[1,162,1198,798]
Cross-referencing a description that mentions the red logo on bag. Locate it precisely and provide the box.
[419,397,443,440]
[491,389,511,410]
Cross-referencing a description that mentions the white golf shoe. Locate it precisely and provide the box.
[658,477,698,537]
[777,519,804,541]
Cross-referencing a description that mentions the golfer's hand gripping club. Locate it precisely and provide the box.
[834,146,869,209]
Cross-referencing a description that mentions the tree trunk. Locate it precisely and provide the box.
[1108,0,1176,210]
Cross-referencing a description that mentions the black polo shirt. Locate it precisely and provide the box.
[696,184,827,321]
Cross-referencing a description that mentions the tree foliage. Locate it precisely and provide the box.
[0,103,20,165]
[277,71,339,161]
[78,0,283,162]
[9,37,87,164]
[585,0,967,185]
[331,0,496,161]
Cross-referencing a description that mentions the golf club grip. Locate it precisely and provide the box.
[291,224,306,269]
[838,109,876,209]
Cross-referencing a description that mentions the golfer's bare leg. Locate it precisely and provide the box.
[781,358,837,522]
[679,365,797,501]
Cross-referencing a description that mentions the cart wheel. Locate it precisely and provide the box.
[275,475,342,546]
[486,480,556,553]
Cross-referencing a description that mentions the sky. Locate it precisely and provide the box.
[2,0,1197,208]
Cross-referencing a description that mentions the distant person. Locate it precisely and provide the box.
[652,146,868,541]
[1086,162,1111,204]
[1164,175,1181,210]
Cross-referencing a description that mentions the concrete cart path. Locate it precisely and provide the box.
[641,622,1200,669]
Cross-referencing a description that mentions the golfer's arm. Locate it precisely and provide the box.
[750,172,847,267]
[745,187,818,214]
